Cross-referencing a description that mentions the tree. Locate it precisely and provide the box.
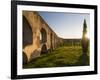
[76,19,89,66]
[82,19,87,38]
[82,19,89,54]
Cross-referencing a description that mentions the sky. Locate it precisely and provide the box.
[38,11,90,39]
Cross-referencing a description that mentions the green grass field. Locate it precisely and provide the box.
[23,46,89,68]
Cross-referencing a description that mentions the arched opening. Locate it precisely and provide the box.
[50,33,53,50]
[23,52,28,65]
[40,28,47,43]
[30,49,40,60]
[23,16,33,48]
[41,44,47,54]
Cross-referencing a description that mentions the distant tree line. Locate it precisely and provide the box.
[63,39,81,46]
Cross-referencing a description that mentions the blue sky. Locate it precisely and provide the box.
[38,11,90,39]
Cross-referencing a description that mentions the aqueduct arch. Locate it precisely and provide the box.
[40,28,48,54]
[23,16,33,64]
[40,28,47,43]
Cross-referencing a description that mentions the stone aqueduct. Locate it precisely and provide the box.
[23,11,63,64]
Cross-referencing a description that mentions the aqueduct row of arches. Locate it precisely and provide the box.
[22,11,63,64]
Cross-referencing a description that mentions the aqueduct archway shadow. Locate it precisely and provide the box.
[41,44,48,54]
[40,28,47,43]
[23,52,28,65]
[23,16,33,48]
[50,33,53,51]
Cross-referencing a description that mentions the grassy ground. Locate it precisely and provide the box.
[23,46,89,68]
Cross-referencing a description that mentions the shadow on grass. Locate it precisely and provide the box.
[71,53,89,66]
